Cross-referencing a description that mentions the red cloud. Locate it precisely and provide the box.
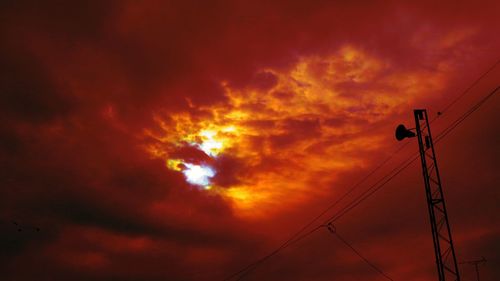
[1,1,499,280]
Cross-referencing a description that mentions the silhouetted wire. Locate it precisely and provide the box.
[223,137,412,280]
[223,251,279,281]
[225,145,418,281]
[222,142,410,281]
[223,80,499,280]
[324,154,419,223]
[315,86,498,281]
[435,86,499,142]
[325,84,499,224]
[439,59,500,115]
[223,225,322,281]
[230,225,326,281]
[325,224,394,281]
[224,87,497,280]
[425,59,499,127]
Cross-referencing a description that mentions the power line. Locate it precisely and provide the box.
[324,154,419,224]
[435,85,499,142]
[223,84,498,280]
[222,142,411,281]
[222,79,499,281]
[230,225,326,281]
[439,59,499,115]
[325,223,395,281]
[325,85,499,225]
[317,60,500,232]
[223,142,412,281]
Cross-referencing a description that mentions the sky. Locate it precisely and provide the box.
[1,1,499,280]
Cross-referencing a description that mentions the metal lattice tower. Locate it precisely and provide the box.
[413,109,461,281]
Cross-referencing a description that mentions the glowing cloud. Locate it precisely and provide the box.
[196,130,224,157]
[182,163,216,188]
[146,45,451,216]
[167,159,184,171]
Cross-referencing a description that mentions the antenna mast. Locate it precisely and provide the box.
[396,109,461,281]
[414,109,461,281]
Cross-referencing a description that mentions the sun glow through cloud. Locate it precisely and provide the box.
[196,130,224,157]
[145,45,451,216]
[4,0,499,279]
[182,163,216,188]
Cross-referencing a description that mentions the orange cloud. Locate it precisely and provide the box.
[144,45,451,217]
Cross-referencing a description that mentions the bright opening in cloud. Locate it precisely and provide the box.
[190,127,240,157]
[182,163,216,188]
[194,129,227,157]
[147,45,455,215]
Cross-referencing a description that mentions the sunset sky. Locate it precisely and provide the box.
[1,1,499,280]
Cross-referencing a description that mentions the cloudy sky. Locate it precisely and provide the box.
[1,1,499,280]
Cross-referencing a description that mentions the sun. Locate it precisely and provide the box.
[182,163,216,189]
[145,45,443,217]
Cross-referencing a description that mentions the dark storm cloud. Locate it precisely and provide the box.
[0,0,118,123]
[213,155,247,188]
[0,47,74,123]
[0,0,114,40]
[170,144,213,164]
